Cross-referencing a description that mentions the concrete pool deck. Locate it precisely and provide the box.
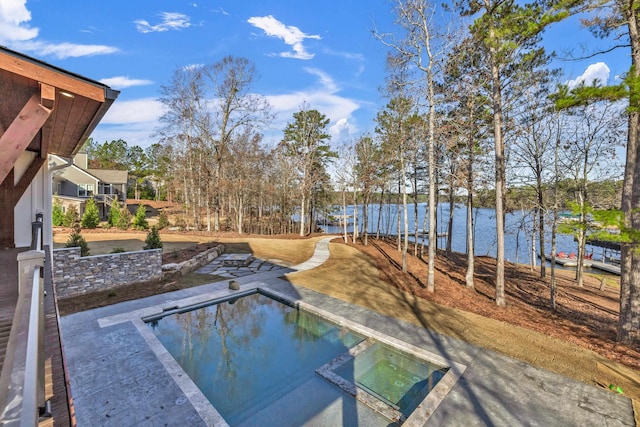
[59,237,635,426]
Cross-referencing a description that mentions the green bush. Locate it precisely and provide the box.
[110,247,126,254]
[81,198,100,228]
[143,226,163,250]
[52,197,64,226]
[133,204,149,230]
[117,206,131,230]
[65,224,90,256]
[108,200,122,228]
[62,205,79,228]
[157,211,170,229]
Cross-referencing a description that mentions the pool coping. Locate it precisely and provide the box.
[262,288,468,426]
[96,284,467,426]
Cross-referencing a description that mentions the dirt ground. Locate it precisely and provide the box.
[53,229,640,418]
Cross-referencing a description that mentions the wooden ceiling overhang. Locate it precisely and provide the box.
[0,46,120,187]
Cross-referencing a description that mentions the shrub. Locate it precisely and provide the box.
[110,247,126,254]
[133,204,149,230]
[157,211,170,230]
[143,226,163,250]
[52,196,64,226]
[65,224,90,256]
[63,205,79,228]
[117,206,131,230]
[81,198,100,228]
[108,200,122,228]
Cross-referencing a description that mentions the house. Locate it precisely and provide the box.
[51,152,128,220]
[0,46,118,424]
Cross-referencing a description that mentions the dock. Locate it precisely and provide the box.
[540,254,620,275]
[415,229,449,238]
[540,254,592,268]
[588,260,621,275]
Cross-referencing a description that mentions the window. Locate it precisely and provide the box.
[78,183,94,197]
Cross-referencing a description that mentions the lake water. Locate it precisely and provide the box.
[321,203,603,266]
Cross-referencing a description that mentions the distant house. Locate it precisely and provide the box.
[50,152,127,220]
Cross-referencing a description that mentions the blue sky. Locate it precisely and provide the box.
[0,0,630,150]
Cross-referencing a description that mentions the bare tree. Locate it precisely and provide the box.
[374,0,448,290]
[511,83,558,277]
[558,96,625,286]
[199,56,274,231]
[355,135,382,245]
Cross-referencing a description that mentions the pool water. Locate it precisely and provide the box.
[333,343,448,417]
[147,291,364,425]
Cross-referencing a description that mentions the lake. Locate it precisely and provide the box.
[320,203,605,266]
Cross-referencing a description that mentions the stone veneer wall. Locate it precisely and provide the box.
[162,244,225,277]
[53,247,162,299]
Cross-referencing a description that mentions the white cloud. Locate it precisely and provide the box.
[0,0,118,58]
[0,0,38,43]
[100,76,154,89]
[101,98,165,125]
[92,98,166,148]
[91,122,159,148]
[266,68,360,142]
[304,67,338,92]
[212,7,228,15]
[247,15,320,60]
[135,12,192,33]
[15,40,119,59]
[567,62,610,88]
[329,117,351,142]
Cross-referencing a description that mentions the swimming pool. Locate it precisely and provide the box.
[144,289,460,425]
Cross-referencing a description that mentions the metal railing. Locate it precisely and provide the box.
[0,215,47,426]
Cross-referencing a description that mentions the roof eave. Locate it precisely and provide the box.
[71,87,120,156]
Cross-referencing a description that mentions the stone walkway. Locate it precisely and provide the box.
[195,237,334,279]
[194,254,290,278]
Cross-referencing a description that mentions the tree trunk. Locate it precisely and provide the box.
[376,188,384,240]
[490,42,506,307]
[299,191,306,237]
[353,187,359,243]
[363,193,369,246]
[537,174,546,278]
[618,8,640,344]
[466,190,475,289]
[447,185,455,253]
[401,153,408,272]
[342,188,348,243]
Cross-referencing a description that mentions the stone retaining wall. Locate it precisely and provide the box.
[162,244,225,277]
[53,247,162,299]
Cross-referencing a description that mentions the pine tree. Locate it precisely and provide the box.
[108,199,122,228]
[143,226,163,250]
[133,204,149,230]
[63,205,79,228]
[65,224,90,256]
[117,206,132,230]
[81,198,100,229]
[157,211,170,229]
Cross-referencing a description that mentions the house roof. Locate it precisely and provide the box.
[50,154,128,185]
[87,169,128,185]
[0,46,119,186]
